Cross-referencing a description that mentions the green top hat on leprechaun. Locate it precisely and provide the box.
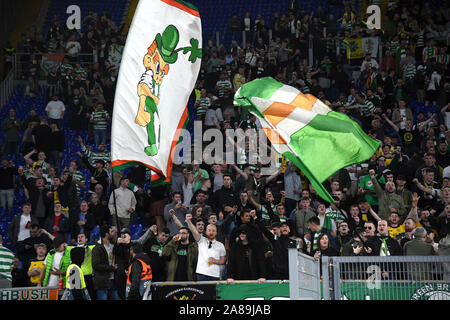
[155,24,180,64]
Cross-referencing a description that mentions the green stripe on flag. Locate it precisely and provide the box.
[234,77,283,117]
[288,111,380,184]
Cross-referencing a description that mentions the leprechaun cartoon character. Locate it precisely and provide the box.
[136,25,201,157]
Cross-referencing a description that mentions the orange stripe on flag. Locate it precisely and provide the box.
[263,128,287,145]
[262,102,295,127]
[160,0,200,17]
[290,92,317,111]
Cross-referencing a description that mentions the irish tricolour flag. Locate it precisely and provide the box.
[111,0,202,184]
[234,77,379,203]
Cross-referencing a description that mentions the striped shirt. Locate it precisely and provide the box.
[423,46,438,63]
[437,54,450,65]
[195,97,211,117]
[82,145,111,166]
[415,31,425,47]
[90,110,109,130]
[360,99,376,117]
[72,170,85,195]
[403,63,416,80]
[60,63,73,77]
[0,245,14,281]
[389,41,399,55]
[216,80,232,98]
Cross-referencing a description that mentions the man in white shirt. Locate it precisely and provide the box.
[66,34,81,60]
[45,95,66,128]
[9,202,38,248]
[185,213,226,281]
[108,177,137,228]
[360,53,379,72]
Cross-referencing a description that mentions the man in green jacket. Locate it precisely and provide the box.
[162,227,198,281]
[369,169,406,222]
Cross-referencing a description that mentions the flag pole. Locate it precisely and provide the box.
[111,169,121,233]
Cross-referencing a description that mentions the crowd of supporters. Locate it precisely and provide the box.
[0,0,449,299]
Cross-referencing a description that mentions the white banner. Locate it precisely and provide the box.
[362,37,379,58]
[111,0,202,180]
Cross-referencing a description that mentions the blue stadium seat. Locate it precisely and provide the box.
[129,223,143,240]
[89,225,100,244]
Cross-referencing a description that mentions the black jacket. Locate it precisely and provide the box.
[81,155,109,193]
[366,235,403,256]
[92,240,116,290]
[213,185,237,213]
[227,240,266,280]
[255,219,296,280]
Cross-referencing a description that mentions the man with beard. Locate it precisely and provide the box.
[186,213,226,281]
[162,227,198,281]
[369,169,406,221]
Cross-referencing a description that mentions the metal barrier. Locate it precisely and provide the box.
[0,68,15,109]
[13,52,94,80]
[151,280,290,300]
[324,256,450,300]
[288,248,322,300]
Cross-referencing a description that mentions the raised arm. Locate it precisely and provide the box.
[265,165,284,184]
[185,213,201,242]
[412,178,433,195]
[369,169,384,196]
[382,113,399,132]
[367,203,381,222]
[405,193,420,223]
[232,163,248,180]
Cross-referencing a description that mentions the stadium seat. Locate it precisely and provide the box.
[89,225,101,244]
[129,223,143,240]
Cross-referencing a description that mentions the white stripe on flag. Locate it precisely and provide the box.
[270,84,299,104]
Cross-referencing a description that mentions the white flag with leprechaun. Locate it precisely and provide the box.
[111,0,202,183]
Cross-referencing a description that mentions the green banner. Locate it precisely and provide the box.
[340,282,450,300]
[217,283,290,300]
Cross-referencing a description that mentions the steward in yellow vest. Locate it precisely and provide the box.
[61,247,91,300]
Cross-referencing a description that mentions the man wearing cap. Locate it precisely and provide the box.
[227,224,266,283]
[246,165,283,204]
[135,25,180,156]
[79,151,109,195]
[108,177,137,228]
[254,218,296,280]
